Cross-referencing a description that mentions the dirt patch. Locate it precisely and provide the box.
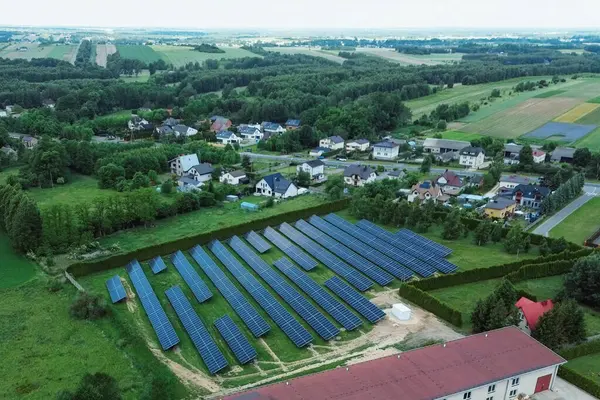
[96,44,117,67]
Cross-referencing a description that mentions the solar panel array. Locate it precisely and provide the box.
[245,231,272,254]
[324,276,386,324]
[307,215,414,281]
[397,228,452,257]
[149,256,167,274]
[165,286,228,374]
[190,245,270,338]
[324,214,436,278]
[356,220,457,273]
[170,250,213,303]
[278,222,374,292]
[126,260,180,350]
[208,240,313,348]
[229,236,340,341]
[294,219,393,286]
[262,226,317,271]
[273,257,362,331]
[106,275,126,303]
[214,315,257,364]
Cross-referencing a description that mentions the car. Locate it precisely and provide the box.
[336,157,347,161]
[318,155,325,159]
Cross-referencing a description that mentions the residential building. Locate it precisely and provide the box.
[297,159,325,181]
[484,197,516,219]
[262,122,286,134]
[408,181,449,203]
[220,170,248,185]
[22,136,38,149]
[42,99,55,109]
[177,176,203,191]
[345,139,370,152]
[500,175,531,190]
[210,116,232,132]
[225,327,565,400]
[436,170,465,196]
[550,147,576,163]
[1,145,17,160]
[0,110,6,118]
[459,146,485,169]
[255,173,298,198]
[285,119,301,130]
[238,125,263,141]
[504,143,546,165]
[516,297,554,335]
[512,184,551,209]
[343,165,376,187]
[155,125,173,135]
[169,154,200,176]
[319,135,345,150]
[216,131,242,145]
[163,117,180,127]
[423,138,470,154]
[5,105,14,114]
[186,163,214,184]
[533,149,546,163]
[387,170,405,180]
[434,150,459,163]
[372,141,399,160]
[309,147,330,157]
[172,124,198,137]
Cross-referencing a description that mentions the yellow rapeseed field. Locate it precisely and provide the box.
[554,102,600,123]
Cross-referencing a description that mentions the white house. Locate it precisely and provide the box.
[172,124,198,137]
[459,146,485,169]
[343,165,376,187]
[220,170,248,185]
[319,135,345,150]
[296,159,325,181]
[255,173,298,198]
[372,141,399,160]
[238,125,263,141]
[345,139,370,152]
[169,154,200,176]
[532,149,546,163]
[0,110,7,118]
[500,175,531,189]
[216,131,242,144]
[186,164,214,184]
[262,122,286,134]
[423,138,470,154]
[177,176,203,191]
[128,115,149,131]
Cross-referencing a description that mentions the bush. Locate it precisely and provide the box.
[559,339,600,360]
[57,372,122,400]
[398,284,462,326]
[558,367,600,398]
[69,292,109,320]
[160,180,173,194]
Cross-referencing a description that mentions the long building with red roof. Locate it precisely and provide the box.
[222,326,565,400]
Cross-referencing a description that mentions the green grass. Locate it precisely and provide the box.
[533,89,566,98]
[549,197,600,244]
[567,353,600,384]
[152,46,259,68]
[575,107,600,125]
[434,130,486,141]
[589,96,600,104]
[572,127,600,151]
[0,232,37,289]
[120,70,151,83]
[47,45,77,63]
[268,47,344,64]
[514,275,564,299]
[116,45,162,63]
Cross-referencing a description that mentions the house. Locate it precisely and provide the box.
[408,181,449,203]
[343,165,376,187]
[309,147,330,157]
[163,117,180,127]
[169,154,200,176]
[210,116,232,132]
[484,197,517,219]
[128,115,150,131]
[42,99,55,109]
[345,139,370,152]
[186,163,214,184]
[177,176,203,191]
[372,141,399,160]
[435,170,465,196]
[459,146,485,169]
[22,136,38,149]
[387,170,405,180]
[0,110,7,118]
[155,125,173,135]
[512,184,551,209]
[423,138,470,154]
[434,150,459,163]
[504,143,546,164]
[220,170,248,185]
[500,175,531,190]
[262,122,286,134]
[532,149,546,163]
[5,105,14,114]
[172,124,198,137]
[297,159,325,181]
[516,297,555,335]
[255,173,298,198]
[238,125,263,141]
[285,119,301,130]
[319,135,345,150]
[216,131,242,145]
[1,145,17,160]
[550,147,576,163]
[225,327,565,400]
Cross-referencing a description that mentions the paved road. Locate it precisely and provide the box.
[532,185,600,237]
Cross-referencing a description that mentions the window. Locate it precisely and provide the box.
[486,397,494,400]
[488,384,496,393]
[463,392,472,400]
[512,378,520,386]
[509,389,517,398]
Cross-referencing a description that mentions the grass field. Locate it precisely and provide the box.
[0,232,37,289]
[554,103,600,123]
[430,130,486,141]
[549,197,600,244]
[574,107,600,125]
[116,45,162,63]
[533,89,566,98]
[0,43,53,60]
[355,48,463,65]
[567,353,600,384]
[47,45,77,63]
[267,47,345,64]
[573,127,600,151]
[153,46,259,68]
[120,69,151,83]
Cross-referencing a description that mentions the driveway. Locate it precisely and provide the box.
[533,377,597,400]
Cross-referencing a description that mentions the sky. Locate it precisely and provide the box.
[0,0,598,30]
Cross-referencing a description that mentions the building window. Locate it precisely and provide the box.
[488,384,495,393]
[512,378,520,386]
[463,392,471,400]
[486,397,494,400]
[509,389,517,398]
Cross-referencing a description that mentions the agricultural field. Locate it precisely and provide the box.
[355,48,463,65]
[47,44,78,63]
[573,107,600,125]
[554,102,600,123]
[549,197,600,244]
[0,43,54,60]
[523,121,596,142]
[96,43,117,67]
[116,44,163,63]
[572,128,600,151]
[267,47,345,64]
[152,45,259,67]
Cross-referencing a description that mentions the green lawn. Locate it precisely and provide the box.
[565,353,600,383]
[152,46,259,68]
[533,89,567,98]
[514,275,564,300]
[116,45,162,63]
[0,232,37,289]
[573,128,600,151]
[549,197,600,244]
[47,45,77,63]
[25,174,117,210]
[434,130,486,141]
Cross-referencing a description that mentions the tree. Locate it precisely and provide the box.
[147,170,158,184]
[131,172,150,190]
[533,300,586,350]
[141,375,174,400]
[518,145,534,166]
[573,148,592,168]
[98,163,125,189]
[161,180,173,194]
[504,225,526,255]
[58,372,122,400]
[539,237,550,256]
[325,175,344,200]
[296,170,311,187]
[436,120,447,130]
[69,292,108,320]
[442,209,464,240]
[491,88,501,98]
[9,197,42,253]
[471,279,519,333]
[550,237,568,254]
[474,219,492,246]
[420,155,432,173]
[564,254,600,308]
[241,155,251,171]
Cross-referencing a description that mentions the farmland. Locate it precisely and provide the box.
[116,44,162,63]
[95,43,117,67]
[554,102,600,122]
[267,47,345,64]
[523,121,596,142]
[47,44,78,63]
[0,43,53,60]
[152,45,259,67]
[355,48,464,65]
[549,197,600,244]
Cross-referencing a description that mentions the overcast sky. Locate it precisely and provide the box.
[0,0,598,30]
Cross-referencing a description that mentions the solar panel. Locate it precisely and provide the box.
[126,260,179,350]
[106,275,126,303]
[324,276,386,324]
[277,222,374,292]
[323,214,436,278]
[165,286,228,374]
[294,219,394,286]
[308,215,414,281]
[273,257,362,331]
[149,256,167,274]
[208,240,313,348]
[229,236,340,341]
[170,250,213,303]
[214,315,258,364]
[263,226,317,271]
[356,220,458,274]
[397,228,453,257]
[190,245,270,338]
[245,231,272,254]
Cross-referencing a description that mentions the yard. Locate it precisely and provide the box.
[0,232,37,289]
[152,46,259,68]
[567,353,600,385]
[549,197,600,244]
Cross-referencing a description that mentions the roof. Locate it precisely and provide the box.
[225,327,565,400]
[533,150,546,157]
[516,297,554,330]
[178,177,199,185]
[304,159,325,168]
[22,136,35,142]
[388,170,404,177]
[190,163,214,175]
[374,140,399,149]
[344,164,375,180]
[163,117,180,127]
[423,138,470,151]
[172,154,200,172]
[172,124,190,135]
[286,119,301,127]
[513,184,551,199]
[348,139,369,145]
[261,173,294,194]
[238,126,260,134]
[210,115,226,121]
[211,119,232,132]
[227,170,247,178]
[437,170,463,187]
[262,122,283,130]
[501,175,531,185]
[156,125,174,135]
[311,147,331,153]
[485,197,516,210]
[459,146,484,156]
[216,131,236,139]
[504,143,523,154]
[327,135,344,144]
[551,147,576,161]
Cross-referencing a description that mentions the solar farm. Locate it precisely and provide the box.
[98,214,458,390]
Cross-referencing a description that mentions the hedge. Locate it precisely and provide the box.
[558,366,600,398]
[67,198,350,277]
[505,260,576,283]
[398,284,462,327]
[559,339,600,360]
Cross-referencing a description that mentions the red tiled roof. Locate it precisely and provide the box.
[516,297,554,330]
[437,170,463,187]
[533,150,546,157]
[223,327,564,400]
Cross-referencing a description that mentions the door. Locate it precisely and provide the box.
[535,374,552,393]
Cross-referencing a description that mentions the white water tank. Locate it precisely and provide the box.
[392,303,412,321]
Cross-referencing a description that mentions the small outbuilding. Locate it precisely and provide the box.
[391,303,412,321]
[241,202,259,212]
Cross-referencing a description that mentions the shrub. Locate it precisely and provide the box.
[558,367,600,398]
[69,292,109,320]
[160,180,173,194]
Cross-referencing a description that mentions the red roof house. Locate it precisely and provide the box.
[436,169,464,195]
[515,297,554,333]
[210,117,232,133]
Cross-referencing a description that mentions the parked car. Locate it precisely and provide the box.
[336,157,347,161]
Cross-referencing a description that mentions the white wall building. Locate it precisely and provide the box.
[372,141,399,160]
[255,173,298,198]
[220,170,247,185]
[169,154,200,176]
[238,125,263,141]
[343,165,376,187]
[216,131,242,144]
[459,146,485,169]
[296,159,325,181]
[345,139,370,152]
[319,135,345,150]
